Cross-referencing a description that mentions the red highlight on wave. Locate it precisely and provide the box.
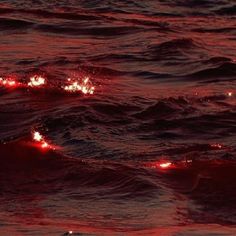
[28,75,46,87]
[63,77,95,95]
[0,77,21,88]
[32,131,54,150]
[0,74,96,95]
[146,160,174,170]
[159,162,172,169]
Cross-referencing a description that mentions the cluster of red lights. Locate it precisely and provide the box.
[0,77,20,87]
[63,77,95,95]
[32,131,53,150]
[0,75,95,95]
[28,75,46,87]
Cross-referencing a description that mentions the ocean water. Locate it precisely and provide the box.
[0,0,236,235]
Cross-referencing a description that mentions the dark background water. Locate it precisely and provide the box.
[0,0,236,235]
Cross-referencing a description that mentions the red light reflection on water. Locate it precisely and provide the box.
[28,75,46,87]
[0,77,20,88]
[63,76,95,95]
[159,162,172,169]
[0,74,96,95]
[32,131,54,150]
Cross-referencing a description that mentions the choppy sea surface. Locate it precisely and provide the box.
[0,0,236,235]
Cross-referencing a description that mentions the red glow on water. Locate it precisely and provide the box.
[0,77,20,88]
[33,131,43,142]
[28,75,46,87]
[41,141,49,149]
[32,131,53,151]
[63,76,95,95]
[159,162,172,169]
[0,74,96,96]
[146,160,174,170]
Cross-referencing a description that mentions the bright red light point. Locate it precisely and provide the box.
[159,162,172,169]
[41,142,49,149]
[28,75,45,87]
[32,131,53,150]
[33,131,43,142]
[63,76,95,95]
[0,77,18,88]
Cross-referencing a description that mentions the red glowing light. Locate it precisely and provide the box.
[28,75,45,87]
[63,76,95,95]
[0,77,19,88]
[41,141,49,149]
[0,74,97,96]
[227,92,233,97]
[159,162,172,169]
[33,131,43,142]
[32,131,52,150]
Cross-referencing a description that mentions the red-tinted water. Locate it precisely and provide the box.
[0,1,236,235]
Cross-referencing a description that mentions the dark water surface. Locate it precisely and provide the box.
[0,0,236,235]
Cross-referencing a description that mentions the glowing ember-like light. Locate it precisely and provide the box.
[159,162,172,169]
[0,77,18,87]
[227,92,233,97]
[69,231,73,235]
[28,75,45,87]
[63,77,95,95]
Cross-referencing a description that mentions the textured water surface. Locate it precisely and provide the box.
[0,0,236,235]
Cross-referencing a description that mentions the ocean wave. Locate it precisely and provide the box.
[0,17,34,30]
[215,4,236,15]
[147,38,204,61]
[36,24,142,36]
[187,62,236,78]
[0,137,159,199]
